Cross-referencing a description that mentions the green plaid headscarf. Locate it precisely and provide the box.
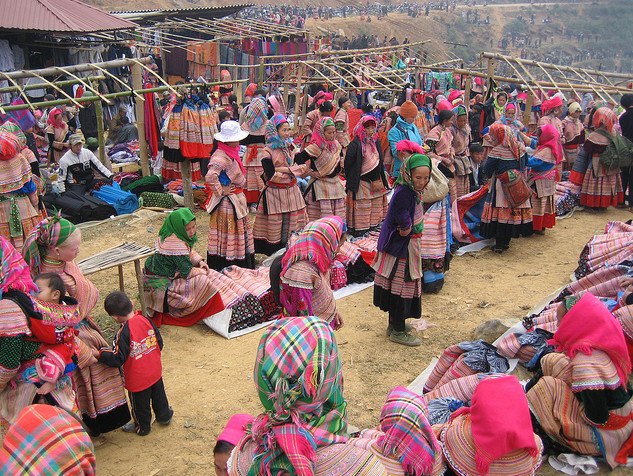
[158,207,197,248]
[245,316,347,476]
[22,215,77,275]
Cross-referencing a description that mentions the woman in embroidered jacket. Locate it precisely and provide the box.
[205,121,255,271]
[527,293,633,469]
[22,216,130,436]
[527,124,562,232]
[253,114,309,255]
[240,97,268,204]
[373,154,431,347]
[334,95,352,158]
[0,237,82,432]
[296,117,345,222]
[0,129,40,251]
[344,116,388,237]
[450,105,473,199]
[562,101,585,171]
[572,108,623,209]
[279,216,346,330]
[143,208,224,327]
[426,109,456,203]
[480,123,533,253]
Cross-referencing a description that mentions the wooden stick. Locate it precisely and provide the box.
[131,62,150,177]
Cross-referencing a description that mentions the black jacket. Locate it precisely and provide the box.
[344,136,388,198]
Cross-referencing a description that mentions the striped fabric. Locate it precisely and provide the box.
[160,159,202,182]
[281,261,337,324]
[306,194,346,222]
[244,144,265,203]
[373,256,422,302]
[614,305,633,340]
[253,207,307,248]
[207,199,254,261]
[586,235,633,273]
[423,347,475,394]
[567,265,626,300]
[0,404,96,475]
[455,175,470,199]
[346,183,387,235]
[531,194,556,231]
[570,350,623,392]
[420,201,447,260]
[422,373,493,405]
[580,170,623,208]
[308,175,346,201]
[350,429,405,475]
[530,351,633,469]
[0,235,37,296]
[0,152,31,194]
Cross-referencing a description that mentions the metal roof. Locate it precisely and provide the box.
[112,4,252,24]
[0,0,138,34]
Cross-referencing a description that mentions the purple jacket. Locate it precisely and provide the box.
[377,185,417,258]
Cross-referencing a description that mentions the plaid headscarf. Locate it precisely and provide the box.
[0,404,96,475]
[159,207,197,248]
[22,215,77,276]
[378,386,441,476]
[0,236,37,297]
[0,121,26,150]
[486,123,521,160]
[246,316,347,476]
[395,153,432,207]
[309,117,338,153]
[353,115,378,159]
[592,107,618,135]
[265,114,294,164]
[242,97,268,135]
[281,216,346,275]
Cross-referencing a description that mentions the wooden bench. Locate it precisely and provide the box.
[77,242,155,315]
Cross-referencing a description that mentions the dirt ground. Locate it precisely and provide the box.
[79,206,633,475]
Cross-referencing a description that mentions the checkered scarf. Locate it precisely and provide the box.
[281,216,346,275]
[246,316,347,476]
[22,214,77,276]
[0,121,26,150]
[377,386,441,476]
[243,97,268,135]
[0,404,96,475]
[310,117,338,153]
[0,236,37,297]
[265,114,294,165]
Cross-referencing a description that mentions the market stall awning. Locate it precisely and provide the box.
[0,0,138,34]
[112,4,252,24]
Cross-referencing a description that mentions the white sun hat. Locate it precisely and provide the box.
[214,120,248,142]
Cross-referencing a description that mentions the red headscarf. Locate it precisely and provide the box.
[537,123,564,164]
[592,107,618,135]
[549,292,631,387]
[309,117,337,153]
[46,108,65,129]
[541,95,563,114]
[487,123,521,160]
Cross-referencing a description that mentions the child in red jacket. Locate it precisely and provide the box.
[97,291,173,436]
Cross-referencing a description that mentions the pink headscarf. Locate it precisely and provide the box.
[309,117,338,153]
[537,123,564,164]
[218,414,253,446]
[549,292,631,388]
[354,115,378,158]
[396,139,425,155]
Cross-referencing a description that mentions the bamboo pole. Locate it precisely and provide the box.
[486,57,495,96]
[293,65,305,132]
[131,63,150,177]
[523,91,533,130]
[481,52,633,81]
[464,76,472,111]
[92,80,107,167]
[0,76,105,94]
[180,160,195,209]
[3,57,152,81]
[283,65,290,112]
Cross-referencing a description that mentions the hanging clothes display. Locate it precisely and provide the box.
[162,94,216,183]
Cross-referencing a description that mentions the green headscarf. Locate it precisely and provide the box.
[158,208,197,247]
[395,153,432,198]
[395,154,431,235]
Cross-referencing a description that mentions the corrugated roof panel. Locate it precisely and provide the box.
[0,0,137,33]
